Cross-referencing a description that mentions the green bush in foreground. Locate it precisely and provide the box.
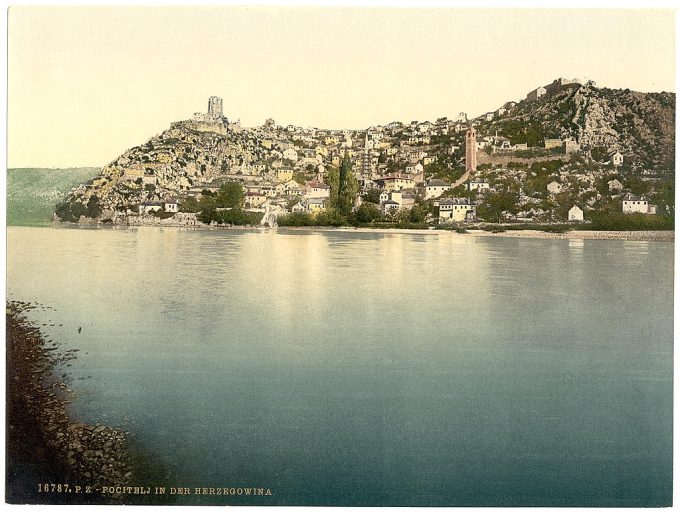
[55,200,87,222]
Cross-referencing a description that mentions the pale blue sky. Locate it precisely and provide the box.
[8,7,675,167]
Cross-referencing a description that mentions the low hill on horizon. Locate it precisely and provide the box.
[7,167,100,226]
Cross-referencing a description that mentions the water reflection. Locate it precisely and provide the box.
[6,226,673,507]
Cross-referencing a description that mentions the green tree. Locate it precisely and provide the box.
[408,205,427,224]
[86,195,102,218]
[354,202,381,224]
[293,171,307,185]
[477,190,518,222]
[590,146,609,163]
[315,208,347,226]
[361,189,381,204]
[327,166,340,208]
[336,152,358,215]
[55,199,87,222]
[216,182,244,208]
[179,196,200,213]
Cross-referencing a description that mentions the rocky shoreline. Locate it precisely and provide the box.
[6,301,132,504]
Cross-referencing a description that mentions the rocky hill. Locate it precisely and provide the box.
[474,81,675,171]
[54,120,267,222]
[53,79,674,224]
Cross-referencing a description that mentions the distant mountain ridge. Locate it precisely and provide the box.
[7,168,100,226]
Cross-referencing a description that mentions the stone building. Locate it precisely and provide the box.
[526,86,547,101]
[208,96,223,118]
[564,139,581,154]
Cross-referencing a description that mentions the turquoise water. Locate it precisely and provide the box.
[6,226,673,506]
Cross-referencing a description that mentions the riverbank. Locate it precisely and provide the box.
[276,226,675,240]
[49,221,675,241]
[468,229,675,242]
[6,301,133,504]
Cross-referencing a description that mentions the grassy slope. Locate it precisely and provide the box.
[7,168,99,226]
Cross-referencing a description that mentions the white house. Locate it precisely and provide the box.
[547,181,563,194]
[608,179,623,192]
[291,201,307,213]
[305,181,331,199]
[425,179,451,200]
[380,190,403,208]
[138,201,163,215]
[438,198,476,223]
[245,191,267,207]
[163,199,179,213]
[621,192,649,214]
[405,163,424,175]
[282,180,304,196]
[292,198,326,213]
[306,198,326,213]
[379,175,416,192]
[282,148,298,162]
[259,185,277,197]
[467,178,490,192]
[568,205,584,221]
[382,200,400,214]
[609,151,624,167]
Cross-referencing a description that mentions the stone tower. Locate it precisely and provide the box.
[465,126,477,172]
[208,96,223,118]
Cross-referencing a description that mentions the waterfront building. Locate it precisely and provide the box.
[163,199,179,213]
[438,198,476,222]
[621,192,649,214]
[568,205,584,221]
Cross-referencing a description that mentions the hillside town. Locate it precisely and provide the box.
[57,78,674,230]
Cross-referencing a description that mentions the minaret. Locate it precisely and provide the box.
[465,125,477,172]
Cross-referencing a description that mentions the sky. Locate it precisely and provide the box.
[6,6,676,168]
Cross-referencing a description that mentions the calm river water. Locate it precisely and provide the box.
[6,225,673,506]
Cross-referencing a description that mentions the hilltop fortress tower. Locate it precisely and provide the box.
[465,125,477,172]
[191,96,227,126]
[208,96,223,118]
